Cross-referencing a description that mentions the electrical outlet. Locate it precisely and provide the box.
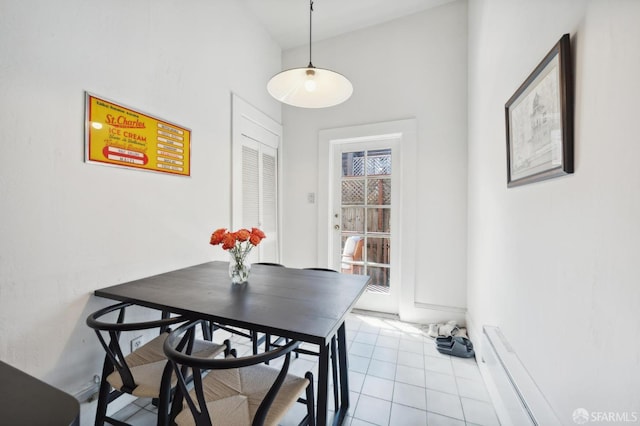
[131,336,143,352]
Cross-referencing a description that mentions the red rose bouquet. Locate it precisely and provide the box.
[210,227,266,283]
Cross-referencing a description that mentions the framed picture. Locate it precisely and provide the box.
[505,33,574,187]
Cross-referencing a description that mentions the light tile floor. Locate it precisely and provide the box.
[111,311,500,425]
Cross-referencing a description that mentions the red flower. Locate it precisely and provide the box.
[251,227,266,239]
[236,229,251,242]
[221,233,237,250]
[249,234,261,246]
[210,228,227,245]
[250,228,266,246]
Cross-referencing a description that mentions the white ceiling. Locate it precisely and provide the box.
[242,0,455,50]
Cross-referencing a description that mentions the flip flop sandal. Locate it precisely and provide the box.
[435,335,455,345]
[435,335,466,345]
[436,336,473,350]
[436,339,475,358]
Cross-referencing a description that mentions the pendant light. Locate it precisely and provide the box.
[267,0,353,108]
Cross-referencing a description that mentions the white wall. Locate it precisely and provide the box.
[0,0,281,409]
[280,2,468,323]
[467,0,640,422]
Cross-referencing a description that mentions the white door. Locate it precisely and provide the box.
[231,94,282,263]
[330,138,400,313]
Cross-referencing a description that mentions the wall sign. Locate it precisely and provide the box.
[85,93,191,176]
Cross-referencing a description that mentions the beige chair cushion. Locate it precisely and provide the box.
[175,364,310,426]
[107,333,226,398]
[175,395,252,426]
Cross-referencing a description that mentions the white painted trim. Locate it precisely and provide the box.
[399,304,466,326]
[414,302,467,314]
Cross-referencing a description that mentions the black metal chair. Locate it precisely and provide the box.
[86,302,231,426]
[164,320,315,426]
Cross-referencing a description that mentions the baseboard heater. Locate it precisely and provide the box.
[479,326,561,426]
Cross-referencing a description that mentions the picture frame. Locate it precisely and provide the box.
[505,33,574,187]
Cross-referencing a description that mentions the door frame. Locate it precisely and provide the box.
[317,119,417,316]
[231,93,283,262]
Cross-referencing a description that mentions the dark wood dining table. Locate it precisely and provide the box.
[93,261,370,426]
[0,360,80,425]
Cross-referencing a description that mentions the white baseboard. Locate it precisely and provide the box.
[398,302,467,326]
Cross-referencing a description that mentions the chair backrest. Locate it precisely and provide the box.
[86,302,186,392]
[164,320,301,426]
[253,262,285,267]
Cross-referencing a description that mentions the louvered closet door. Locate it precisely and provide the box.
[242,142,260,227]
[240,137,278,262]
[232,94,282,263]
[260,148,277,260]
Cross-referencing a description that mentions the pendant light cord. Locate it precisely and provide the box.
[308,0,314,68]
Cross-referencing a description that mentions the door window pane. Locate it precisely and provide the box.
[367,265,390,288]
[366,149,392,175]
[342,180,365,205]
[367,178,391,205]
[342,207,364,233]
[341,235,364,274]
[342,151,365,177]
[367,237,390,264]
[367,208,390,233]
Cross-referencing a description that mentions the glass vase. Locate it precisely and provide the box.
[229,255,251,284]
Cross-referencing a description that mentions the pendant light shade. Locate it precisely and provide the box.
[267,66,353,108]
[267,0,353,108]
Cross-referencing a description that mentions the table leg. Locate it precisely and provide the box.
[333,322,350,426]
[317,342,330,426]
